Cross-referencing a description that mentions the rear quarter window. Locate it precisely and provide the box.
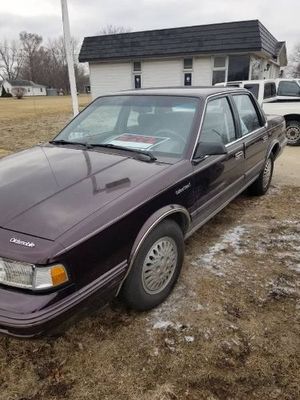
[277,81,300,97]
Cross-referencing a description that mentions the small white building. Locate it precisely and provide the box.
[1,79,47,97]
[79,20,287,99]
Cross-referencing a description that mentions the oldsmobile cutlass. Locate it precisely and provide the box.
[0,87,286,337]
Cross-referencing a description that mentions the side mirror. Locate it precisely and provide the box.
[193,141,227,163]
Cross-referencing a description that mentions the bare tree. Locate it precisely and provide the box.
[46,37,88,93]
[285,43,300,78]
[98,25,132,35]
[2,31,89,93]
[0,39,23,80]
[19,31,43,81]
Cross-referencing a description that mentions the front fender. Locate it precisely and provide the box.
[116,204,190,293]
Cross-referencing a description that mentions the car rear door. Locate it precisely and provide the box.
[190,95,245,226]
[231,93,268,183]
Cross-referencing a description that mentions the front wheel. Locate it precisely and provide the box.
[286,120,300,146]
[120,219,184,311]
[248,154,274,196]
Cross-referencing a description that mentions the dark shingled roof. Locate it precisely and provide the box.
[79,20,284,63]
[6,79,46,88]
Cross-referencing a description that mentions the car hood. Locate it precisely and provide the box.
[0,145,170,241]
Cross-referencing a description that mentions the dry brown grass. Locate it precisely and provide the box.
[0,99,299,400]
[0,95,91,122]
[0,95,91,157]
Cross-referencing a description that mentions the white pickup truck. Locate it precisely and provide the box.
[215,79,300,146]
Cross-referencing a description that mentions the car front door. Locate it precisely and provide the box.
[190,95,245,227]
[231,93,268,183]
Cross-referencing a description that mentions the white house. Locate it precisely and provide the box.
[1,79,47,97]
[79,20,287,99]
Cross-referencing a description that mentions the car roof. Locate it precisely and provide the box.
[216,78,300,86]
[113,86,247,98]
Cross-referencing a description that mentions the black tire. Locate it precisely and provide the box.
[120,219,184,311]
[286,120,300,146]
[248,154,274,196]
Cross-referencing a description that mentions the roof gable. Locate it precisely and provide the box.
[79,20,284,63]
[5,79,46,87]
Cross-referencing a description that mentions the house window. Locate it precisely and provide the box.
[133,61,141,72]
[212,56,227,85]
[184,73,192,86]
[183,58,193,70]
[228,55,250,81]
[40,88,43,93]
[27,88,30,92]
[133,61,142,89]
[134,75,141,89]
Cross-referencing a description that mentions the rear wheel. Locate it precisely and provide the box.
[286,120,300,146]
[120,219,184,310]
[248,154,274,196]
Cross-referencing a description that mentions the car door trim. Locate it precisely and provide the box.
[190,173,245,218]
[185,173,259,239]
[190,90,247,160]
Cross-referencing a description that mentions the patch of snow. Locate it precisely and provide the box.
[152,320,186,332]
[191,225,248,275]
[153,321,174,330]
[184,336,194,343]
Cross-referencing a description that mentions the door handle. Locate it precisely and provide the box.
[234,151,244,159]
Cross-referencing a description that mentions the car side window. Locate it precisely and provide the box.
[200,97,236,145]
[277,81,300,97]
[232,94,262,136]
[264,82,276,99]
[244,84,259,99]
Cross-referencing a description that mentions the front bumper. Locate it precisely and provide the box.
[0,261,127,338]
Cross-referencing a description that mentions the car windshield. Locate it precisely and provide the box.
[53,95,199,160]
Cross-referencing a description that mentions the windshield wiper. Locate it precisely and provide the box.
[49,139,90,148]
[88,143,157,162]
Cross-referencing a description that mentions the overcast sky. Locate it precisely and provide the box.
[0,0,299,55]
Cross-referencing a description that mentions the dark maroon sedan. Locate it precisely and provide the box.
[0,88,286,337]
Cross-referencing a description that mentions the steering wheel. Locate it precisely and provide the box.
[154,129,186,146]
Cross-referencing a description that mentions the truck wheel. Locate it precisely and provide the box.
[248,154,274,196]
[286,120,300,146]
[120,219,184,311]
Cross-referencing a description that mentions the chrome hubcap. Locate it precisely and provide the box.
[286,126,300,144]
[263,158,272,189]
[142,237,178,294]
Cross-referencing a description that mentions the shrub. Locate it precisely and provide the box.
[12,87,26,99]
[1,86,13,98]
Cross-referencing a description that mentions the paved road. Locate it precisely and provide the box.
[273,146,300,187]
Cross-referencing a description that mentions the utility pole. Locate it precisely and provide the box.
[61,0,79,116]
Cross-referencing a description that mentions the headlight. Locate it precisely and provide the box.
[0,258,69,290]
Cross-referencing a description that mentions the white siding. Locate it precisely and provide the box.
[142,59,182,87]
[193,57,213,85]
[89,62,132,98]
